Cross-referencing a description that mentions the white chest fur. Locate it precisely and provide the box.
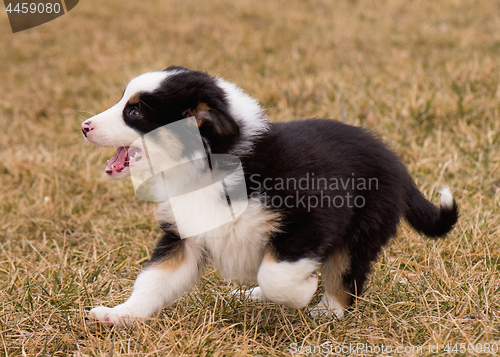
[157,197,281,284]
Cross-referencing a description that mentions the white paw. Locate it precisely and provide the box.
[310,295,345,319]
[88,305,134,328]
[231,286,266,301]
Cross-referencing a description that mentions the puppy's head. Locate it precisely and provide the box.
[82,67,241,180]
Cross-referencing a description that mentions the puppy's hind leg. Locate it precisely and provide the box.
[255,252,320,309]
[310,249,351,319]
[89,233,204,327]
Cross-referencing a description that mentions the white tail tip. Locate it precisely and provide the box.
[438,186,454,209]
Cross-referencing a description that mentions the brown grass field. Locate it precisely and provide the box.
[1,0,500,355]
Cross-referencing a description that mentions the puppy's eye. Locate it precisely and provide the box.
[129,108,141,118]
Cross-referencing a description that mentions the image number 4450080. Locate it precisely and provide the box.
[4,0,79,33]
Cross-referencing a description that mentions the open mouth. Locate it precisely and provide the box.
[105,146,142,175]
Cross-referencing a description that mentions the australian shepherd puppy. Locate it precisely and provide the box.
[82,66,458,327]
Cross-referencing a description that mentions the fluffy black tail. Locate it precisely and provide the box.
[405,184,459,238]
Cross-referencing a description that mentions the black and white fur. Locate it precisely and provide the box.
[82,67,458,327]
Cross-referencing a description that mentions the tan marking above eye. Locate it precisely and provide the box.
[128,92,141,105]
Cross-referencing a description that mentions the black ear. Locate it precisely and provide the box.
[164,65,189,72]
[186,102,240,153]
[186,102,239,136]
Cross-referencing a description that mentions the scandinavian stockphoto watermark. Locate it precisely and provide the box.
[4,0,79,33]
[249,173,378,212]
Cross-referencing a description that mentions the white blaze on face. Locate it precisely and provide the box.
[82,71,174,180]
[82,71,170,148]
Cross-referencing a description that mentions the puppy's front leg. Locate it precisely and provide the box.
[89,233,203,327]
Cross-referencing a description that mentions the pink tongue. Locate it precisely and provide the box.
[105,147,129,173]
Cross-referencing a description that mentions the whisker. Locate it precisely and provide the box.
[73,110,97,120]
[139,100,156,112]
[115,74,127,91]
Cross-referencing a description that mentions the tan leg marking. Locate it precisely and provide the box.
[150,241,186,271]
[321,249,351,309]
[262,246,277,264]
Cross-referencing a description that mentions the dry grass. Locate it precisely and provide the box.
[1,0,500,355]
